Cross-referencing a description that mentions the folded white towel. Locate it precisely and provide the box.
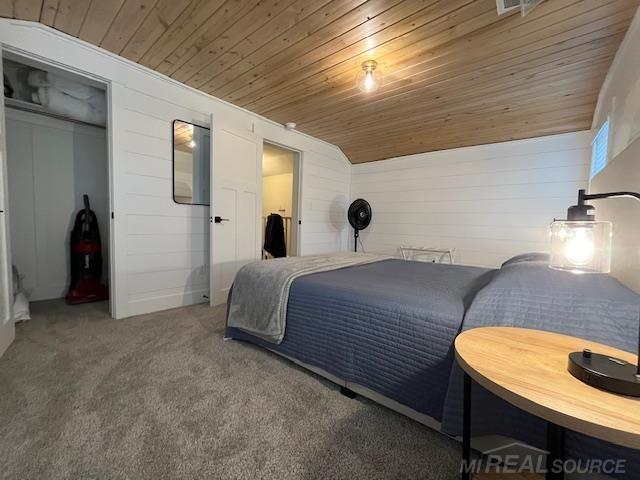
[36,87,106,125]
[27,70,99,101]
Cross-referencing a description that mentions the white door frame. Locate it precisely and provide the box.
[261,139,303,256]
[0,42,15,357]
[0,47,118,318]
[105,81,121,318]
[208,113,216,306]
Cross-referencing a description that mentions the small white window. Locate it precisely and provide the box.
[496,0,520,15]
[590,119,609,179]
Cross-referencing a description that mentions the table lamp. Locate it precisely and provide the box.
[549,189,640,397]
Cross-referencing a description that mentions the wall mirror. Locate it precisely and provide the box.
[173,120,210,205]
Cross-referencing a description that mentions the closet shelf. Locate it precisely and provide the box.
[4,97,106,129]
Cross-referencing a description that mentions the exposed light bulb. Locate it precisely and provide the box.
[363,72,375,91]
[189,140,196,148]
[564,227,594,266]
[356,60,382,93]
[549,220,611,273]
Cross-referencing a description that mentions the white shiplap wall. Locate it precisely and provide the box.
[351,132,591,268]
[301,150,351,254]
[115,88,211,315]
[0,20,350,318]
[589,9,640,292]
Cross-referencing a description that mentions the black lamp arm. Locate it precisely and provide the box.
[578,189,640,204]
[568,190,640,221]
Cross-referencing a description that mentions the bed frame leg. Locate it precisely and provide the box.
[340,386,357,399]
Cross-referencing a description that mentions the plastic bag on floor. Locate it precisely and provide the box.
[14,292,30,322]
[12,265,30,322]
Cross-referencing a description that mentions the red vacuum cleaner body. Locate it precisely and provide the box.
[66,194,109,304]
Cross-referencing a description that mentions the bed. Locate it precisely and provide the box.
[225,253,640,478]
[226,257,493,422]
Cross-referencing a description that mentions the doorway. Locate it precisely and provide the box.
[1,51,112,324]
[262,142,300,258]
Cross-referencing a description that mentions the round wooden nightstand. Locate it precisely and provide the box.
[454,327,640,480]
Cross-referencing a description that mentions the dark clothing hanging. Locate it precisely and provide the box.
[264,213,287,258]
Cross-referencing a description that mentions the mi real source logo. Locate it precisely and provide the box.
[460,443,626,476]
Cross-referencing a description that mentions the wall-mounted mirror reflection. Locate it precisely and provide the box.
[173,120,210,205]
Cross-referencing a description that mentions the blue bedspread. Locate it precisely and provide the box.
[441,256,640,479]
[225,255,640,478]
[226,258,493,420]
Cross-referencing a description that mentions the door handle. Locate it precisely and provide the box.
[214,216,229,223]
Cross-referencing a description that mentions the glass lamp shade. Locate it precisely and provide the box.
[549,220,612,273]
[356,60,382,93]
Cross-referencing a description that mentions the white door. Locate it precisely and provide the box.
[209,116,261,306]
[0,45,16,357]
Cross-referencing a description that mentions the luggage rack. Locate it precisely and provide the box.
[399,246,456,264]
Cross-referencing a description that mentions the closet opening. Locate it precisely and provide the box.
[262,142,300,258]
[3,52,112,322]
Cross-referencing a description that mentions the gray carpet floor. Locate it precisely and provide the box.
[0,300,460,479]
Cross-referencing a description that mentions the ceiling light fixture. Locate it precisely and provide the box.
[356,60,382,93]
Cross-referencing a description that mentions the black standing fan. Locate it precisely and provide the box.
[348,199,372,252]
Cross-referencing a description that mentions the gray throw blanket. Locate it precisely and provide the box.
[226,252,388,343]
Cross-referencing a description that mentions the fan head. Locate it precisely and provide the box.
[348,199,372,231]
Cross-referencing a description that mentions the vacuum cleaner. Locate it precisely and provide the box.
[66,194,109,304]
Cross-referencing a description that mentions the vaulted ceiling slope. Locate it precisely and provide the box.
[1,0,637,163]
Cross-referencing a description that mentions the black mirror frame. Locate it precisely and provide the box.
[172,119,211,206]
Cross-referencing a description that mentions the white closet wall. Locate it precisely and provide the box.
[6,108,108,301]
[263,174,293,217]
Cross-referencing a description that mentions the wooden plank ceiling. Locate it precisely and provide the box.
[1,0,638,163]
